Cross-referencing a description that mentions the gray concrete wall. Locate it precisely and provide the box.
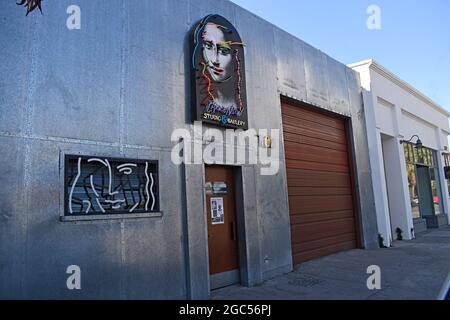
[0,0,378,299]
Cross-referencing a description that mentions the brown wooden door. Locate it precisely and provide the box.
[282,100,359,264]
[205,166,239,275]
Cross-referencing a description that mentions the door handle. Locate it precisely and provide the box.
[230,221,237,241]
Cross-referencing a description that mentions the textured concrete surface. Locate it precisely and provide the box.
[212,226,450,300]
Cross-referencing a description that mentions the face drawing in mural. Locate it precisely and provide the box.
[68,157,156,214]
[202,23,233,84]
[194,16,245,120]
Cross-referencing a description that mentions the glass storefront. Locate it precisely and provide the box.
[403,142,442,219]
[406,163,420,219]
[444,154,450,202]
[430,164,441,215]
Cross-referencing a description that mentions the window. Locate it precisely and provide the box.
[430,167,441,215]
[444,154,450,167]
[403,143,442,219]
[443,153,450,204]
[65,155,159,216]
[406,163,420,219]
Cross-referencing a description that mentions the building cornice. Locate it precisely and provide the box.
[348,59,450,117]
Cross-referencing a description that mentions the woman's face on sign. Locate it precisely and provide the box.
[202,23,233,83]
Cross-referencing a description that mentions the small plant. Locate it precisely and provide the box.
[395,227,403,241]
[378,234,387,248]
[17,0,43,16]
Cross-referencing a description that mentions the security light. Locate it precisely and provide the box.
[400,135,423,148]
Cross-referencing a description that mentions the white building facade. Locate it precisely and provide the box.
[350,60,450,247]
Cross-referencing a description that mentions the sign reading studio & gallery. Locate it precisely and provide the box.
[191,14,248,130]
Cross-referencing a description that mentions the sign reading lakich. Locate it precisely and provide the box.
[191,14,248,130]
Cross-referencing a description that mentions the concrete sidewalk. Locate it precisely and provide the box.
[212,226,450,300]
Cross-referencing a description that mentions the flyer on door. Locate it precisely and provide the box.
[211,197,225,225]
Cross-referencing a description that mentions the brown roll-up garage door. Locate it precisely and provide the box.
[281,100,359,264]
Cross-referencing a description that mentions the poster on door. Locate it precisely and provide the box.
[211,197,225,225]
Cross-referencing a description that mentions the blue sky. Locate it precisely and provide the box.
[230,0,450,110]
